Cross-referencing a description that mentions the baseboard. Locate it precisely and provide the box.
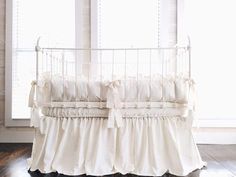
[197,119,236,128]
[1,126,236,144]
[0,126,34,143]
[193,128,236,144]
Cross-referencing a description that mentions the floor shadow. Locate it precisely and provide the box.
[28,170,201,177]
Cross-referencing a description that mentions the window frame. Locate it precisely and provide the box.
[5,0,31,126]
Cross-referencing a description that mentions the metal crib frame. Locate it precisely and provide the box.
[34,37,192,109]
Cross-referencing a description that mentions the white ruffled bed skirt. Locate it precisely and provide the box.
[28,116,205,176]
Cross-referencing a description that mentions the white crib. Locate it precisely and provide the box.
[28,38,205,176]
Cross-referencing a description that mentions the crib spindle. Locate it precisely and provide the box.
[124,49,127,108]
[161,49,164,103]
[62,50,65,102]
[100,50,103,81]
[149,49,152,108]
[136,50,139,107]
[99,50,103,108]
[112,49,114,80]
[50,49,53,105]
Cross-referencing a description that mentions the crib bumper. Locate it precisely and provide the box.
[28,80,124,128]
[28,79,196,129]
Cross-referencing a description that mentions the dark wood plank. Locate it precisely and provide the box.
[0,144,236,177]
[0,143,32,177]
[199,145,236,176]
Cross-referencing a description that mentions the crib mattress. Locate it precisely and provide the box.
[36,75,194,106]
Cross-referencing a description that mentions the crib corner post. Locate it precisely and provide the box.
[35,37,43,83]
[187,36,191,79]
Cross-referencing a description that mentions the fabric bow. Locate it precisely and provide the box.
[28,80,37,108]
[28,80,40,128]
[188,79,196,111]
[188,79,199,127]
[105,80,123,128]
[105,80,122,108]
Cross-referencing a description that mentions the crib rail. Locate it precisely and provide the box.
[35,42,191,82]
[34,38,192,109]
[36,46,188,51]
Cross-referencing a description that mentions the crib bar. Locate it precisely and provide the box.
[35,44,40,82]
[50,49,53,104]
[124,49,127,105]
[100,50,102,80]
[161,50,164,102]
[112,50,114,80]
[137,50,139,105]
[149,49,152,103]
[188,37,191,78]
[62,50,65,102]
[99,50,103,107]
[174,48,177,77]
[75,50,78,103]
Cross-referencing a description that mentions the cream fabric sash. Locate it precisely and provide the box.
[105,80,123,128]
[28,80,37,108]
[28,80,40,127]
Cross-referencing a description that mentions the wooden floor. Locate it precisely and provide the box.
[0,144,236,177]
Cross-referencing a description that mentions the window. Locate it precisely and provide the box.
[91,0,177,80]
[6,0,179,126]
[187,0,236,127]
[6,0,76,125]
[97,0,159,48]
[95,0,177,48]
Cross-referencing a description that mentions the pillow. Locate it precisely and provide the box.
[124,79,137,102]
[36,79,51,105]
[51,76,64,101]
[64,79,76,101]
[137,79,150,101]
[162,77,175,102]
[77,79,88,101]
[150,79,162,101]
[175,78,189,103]
[87,81,101,101]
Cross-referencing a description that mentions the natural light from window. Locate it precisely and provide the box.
[187,0,236,121]
[12,0,161,119]
[97,0,159,48]
[12,0,75,118]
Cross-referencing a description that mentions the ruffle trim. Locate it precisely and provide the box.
[32,107,194,133]
[41,107,189,118]
[28,116,206,176]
